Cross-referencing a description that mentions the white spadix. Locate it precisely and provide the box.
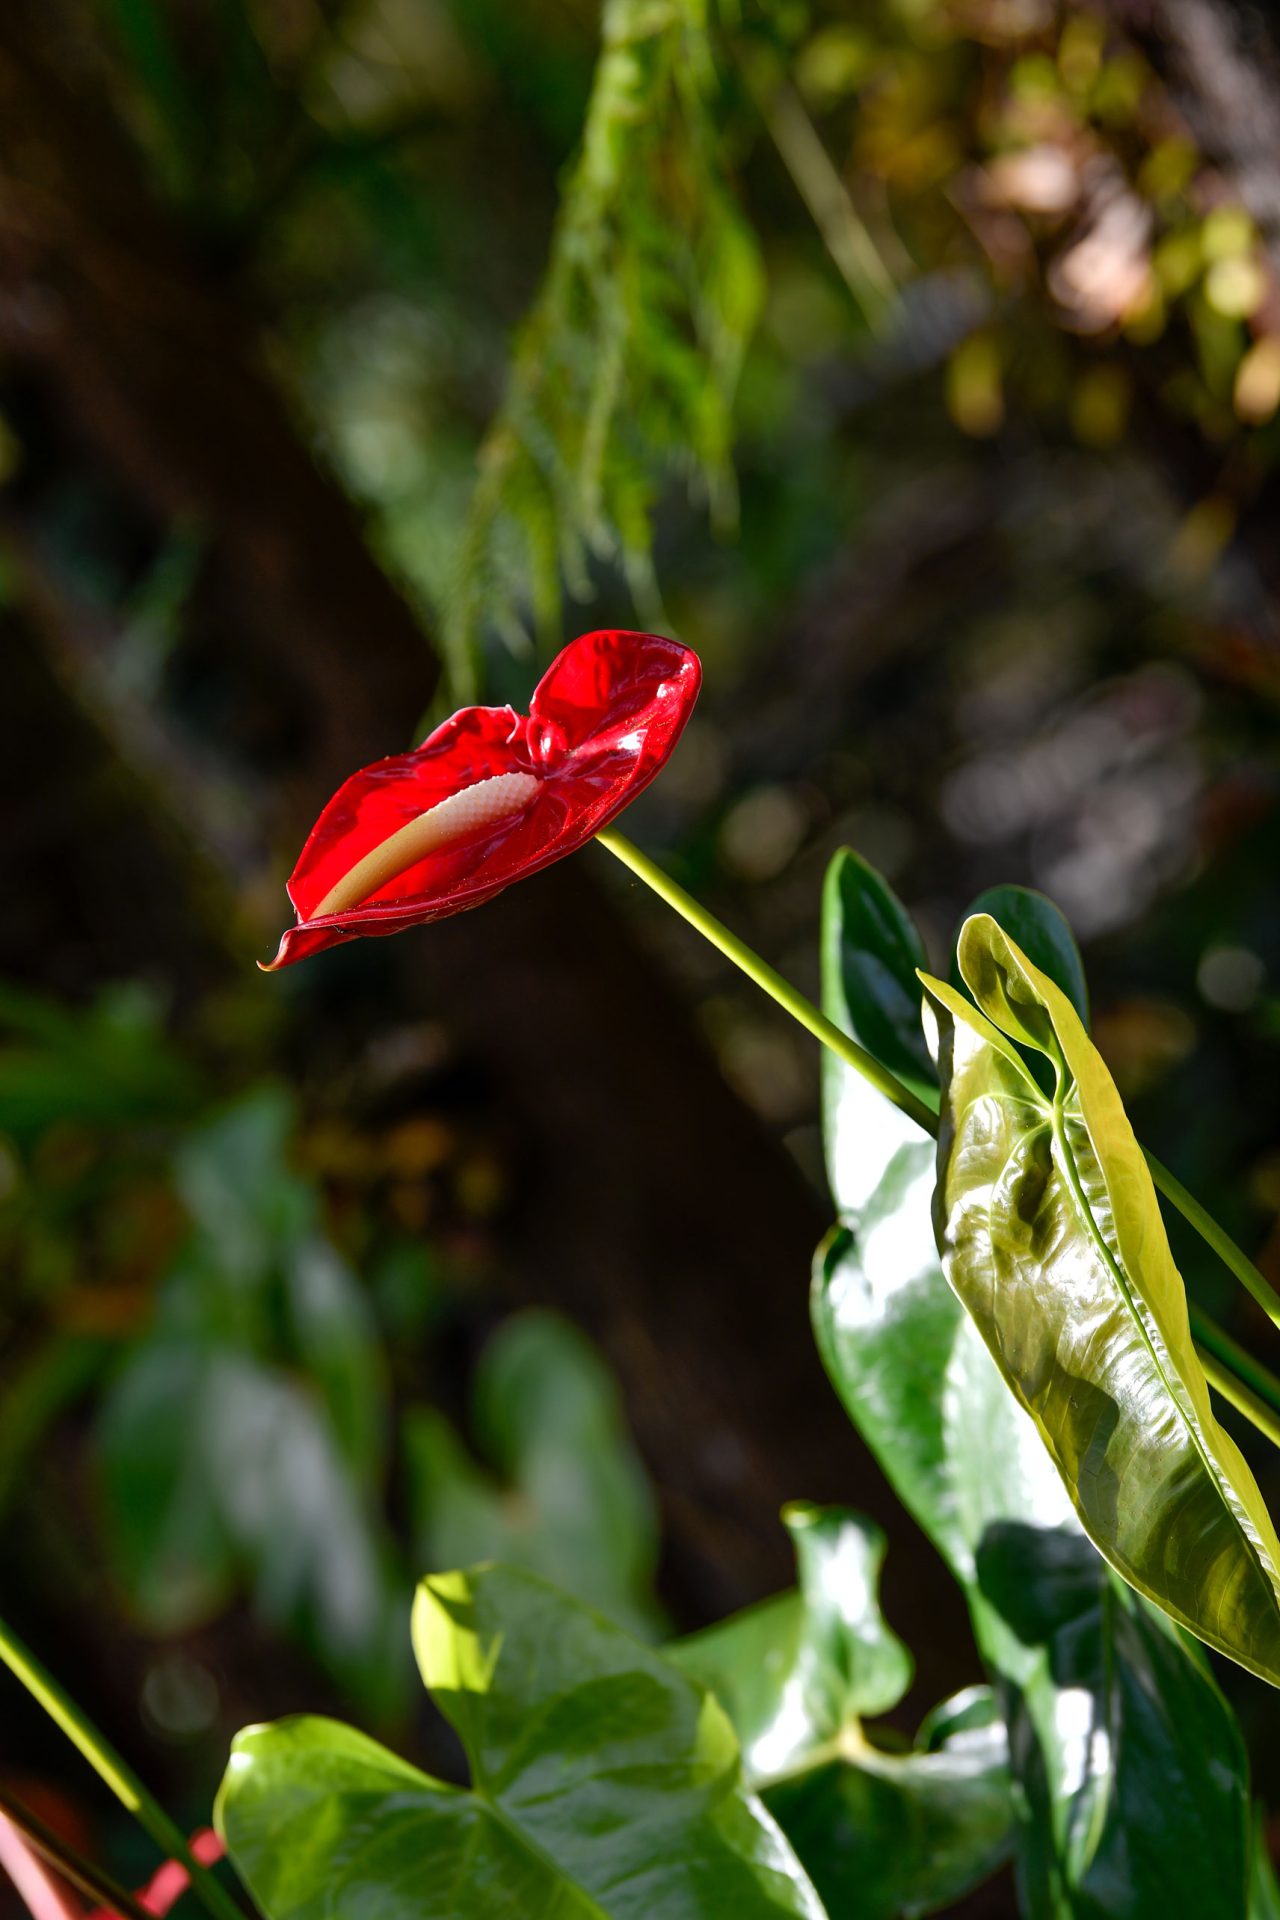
[313,771,540,917]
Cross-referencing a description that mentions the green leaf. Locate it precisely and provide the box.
[97,1090,403,1714]
[0,980,198,1141]
[217,1565,827,1920]
[925,913,1280,1686]
[445,0,762,691]
[817,850,1074,1589]
[176,1091,386,1480]
[952,886,1089,1028]
[405,1309,662,1636]
[99,1337,408,1716]
[813,853,1252,1915]
[977,1522,1250,1913]
[674,1506,914,1742]
[672,1505,1013,1919]
[822,848,935,1123]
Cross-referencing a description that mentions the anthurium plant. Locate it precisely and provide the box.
[4,631,1280,1917]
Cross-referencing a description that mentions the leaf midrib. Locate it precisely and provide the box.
[1046,1094,1278,1614]
[964,1064,1244,1565]
[454,1783,614,1920]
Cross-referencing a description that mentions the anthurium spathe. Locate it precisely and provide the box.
[265,629,701,969]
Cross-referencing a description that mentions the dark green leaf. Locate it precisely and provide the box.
[926,913,1280,1685]
[99,1338,408,1715]
[953,886,1089,1027]
[0,981,198,1140]
[672,1506,1013,1919]
[814,853,1252,1915]
[97,1091,402,1712]
[217,1565,827,1920]
[822,848,935,1117]
[975,1520,1250,1914]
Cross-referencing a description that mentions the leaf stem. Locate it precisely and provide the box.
[595,828,1280,1449]
[0,1616,241,1920]
[0,1785,154,1920]
[1190,1307,1280,1441]
[594,829,938,1136]
[1194,1342,1280,1453]
[1147,1151,1280,1333]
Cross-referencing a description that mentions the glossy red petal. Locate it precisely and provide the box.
[265,630,700,968]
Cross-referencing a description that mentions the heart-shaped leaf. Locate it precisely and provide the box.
[814,852,1251,1915]
[672,1504,1014,1919]
[926,913,1280,1685]
[217,1564,827,1920]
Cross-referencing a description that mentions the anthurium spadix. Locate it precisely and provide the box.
[265,630,701,968]
[923,914,1280,1686]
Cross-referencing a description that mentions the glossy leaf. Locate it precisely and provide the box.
[814,851,1251,1915]
[817,850,1074,1588]
[217,1564,827,1920]
[672,1505,1013,1919]
[952,886,1089,1028]
[978,1521,1250,1913]
[926,913,1280,1685]
[405,1308,662,1636]
[821,848,935,1139]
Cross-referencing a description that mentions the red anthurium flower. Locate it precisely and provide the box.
[265,629,701,969]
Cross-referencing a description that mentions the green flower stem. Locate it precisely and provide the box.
[594,827,1280,1447]
[1147,1151,1280,1333]
[594,828,938,1137]
[0,1615,241,1920]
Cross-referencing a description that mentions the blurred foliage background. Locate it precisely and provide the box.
[2,0,1280,1909]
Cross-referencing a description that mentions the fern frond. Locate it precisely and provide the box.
[445,0,763,695]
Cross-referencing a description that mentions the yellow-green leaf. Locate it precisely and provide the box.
[923,913,1280,1685]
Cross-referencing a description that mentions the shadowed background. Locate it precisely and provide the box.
[1,0,1279,1910]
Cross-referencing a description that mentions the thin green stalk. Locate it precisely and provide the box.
[595,828,1280,1448]
[0,1617,240,1920]
[1196,1345,1280,1453]
[1148,1150,1280,1333]
[594,828,938,1136]
[0,1783,154,1920]
[1190,1306,1280,1435]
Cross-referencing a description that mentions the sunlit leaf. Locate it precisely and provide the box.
[951,884,1089,1027]
[217,1565,827,1920]
[672,1504,1014,1918]
[926,913,1280,1685]
[814,851,1252,1914]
